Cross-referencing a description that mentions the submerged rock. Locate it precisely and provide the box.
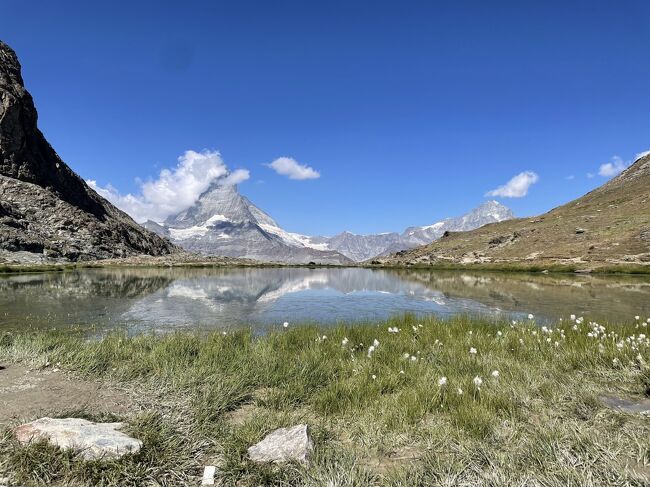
[14,417,142,460]
[247,424,313,464]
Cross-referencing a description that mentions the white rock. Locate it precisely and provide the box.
[14,417,142,460]
[247,424,313,464]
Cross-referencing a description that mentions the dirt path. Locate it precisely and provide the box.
[0,363,133,426]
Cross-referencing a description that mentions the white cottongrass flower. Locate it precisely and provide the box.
[635,316,640,320]
[342,337,349,346]
[473,376,483,388]
[399,370,405,374]
[283,322,289,328]
[410,355,417,362]
[528,314,534,320]
[412,326,418,332]
[322,335,327,340]
[497,331,503,337]
[570,314,576,321]
[372,374,377,380]
[403,353,411,359]
[469,347,477,355]
[457,388,463,395]
[367,345,376,358]
[519,338,524,345]
[438,376,447,386]
[388,327,400,333]
[491,370,499,378]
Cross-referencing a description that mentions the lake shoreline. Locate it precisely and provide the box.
[1,255,650,276]
[1,316,648,485]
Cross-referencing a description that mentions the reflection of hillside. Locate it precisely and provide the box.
[0,269,173,298]
[389,269,650,320]
[0,269,174,330]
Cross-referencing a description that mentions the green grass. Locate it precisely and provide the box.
[1,315,649,486]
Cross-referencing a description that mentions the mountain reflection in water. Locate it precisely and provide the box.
[1,267,648,333]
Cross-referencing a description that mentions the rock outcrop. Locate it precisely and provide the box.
[0,41,177,263]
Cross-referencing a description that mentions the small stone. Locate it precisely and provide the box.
[14,417,142,460]
[247,424,313,464]
[201,465,216,485]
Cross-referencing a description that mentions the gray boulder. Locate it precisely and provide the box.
[247,424,313,464]
[14,417,142,460]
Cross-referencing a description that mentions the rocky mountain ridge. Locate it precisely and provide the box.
[0,41,177,263]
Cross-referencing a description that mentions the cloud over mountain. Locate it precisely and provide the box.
[87,150,249,223]
[486,171,539,198]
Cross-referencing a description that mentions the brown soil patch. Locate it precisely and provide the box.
[0,363,133,425]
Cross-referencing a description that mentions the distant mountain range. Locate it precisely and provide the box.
[144,182,514,263]
[306,200,514,261]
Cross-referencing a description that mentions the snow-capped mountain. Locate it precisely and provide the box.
[303,201,514,261]
[143,183,352,264]
[145,184,513,264]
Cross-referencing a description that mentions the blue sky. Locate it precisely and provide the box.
[3,0,649,235]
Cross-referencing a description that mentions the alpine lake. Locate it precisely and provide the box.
[1,266,649,333]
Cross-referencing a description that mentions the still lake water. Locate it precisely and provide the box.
[1,267,649,333]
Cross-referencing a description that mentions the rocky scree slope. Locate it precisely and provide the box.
[379,154,650,267]
[0,41,177,263]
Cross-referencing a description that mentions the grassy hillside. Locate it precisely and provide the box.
[378,154,650,270]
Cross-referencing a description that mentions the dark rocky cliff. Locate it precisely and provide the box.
[0,41,177,262]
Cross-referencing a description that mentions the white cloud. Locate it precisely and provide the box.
[485,171,539,198]
[598,156,628,177]
[266,157,320,180]
[219,168,250,186]
[594,150,649,179]
[565,175,575,180]
[87,149,249,223]
[586,172,595,179]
